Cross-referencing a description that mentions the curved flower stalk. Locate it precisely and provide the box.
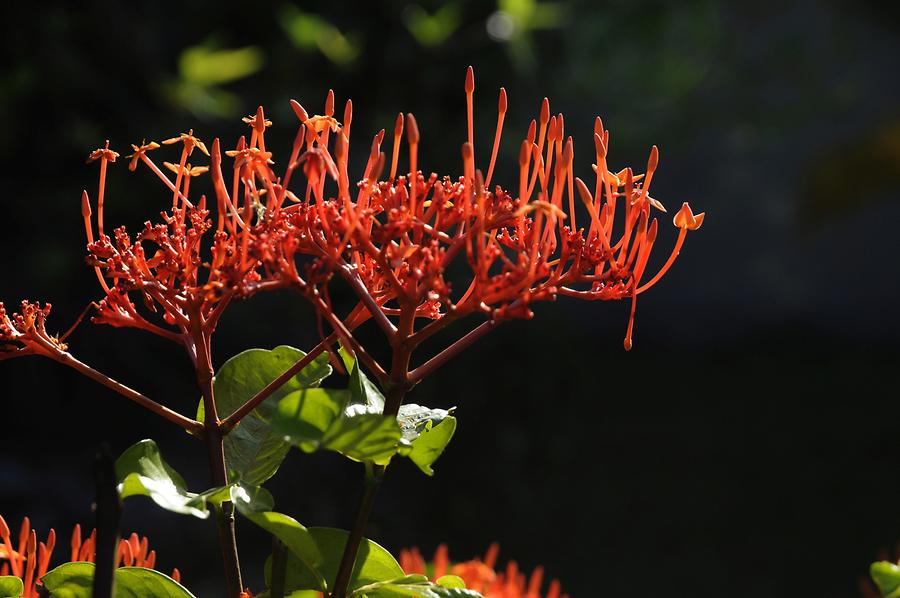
[400,543,568,598]
[0,514,179,598]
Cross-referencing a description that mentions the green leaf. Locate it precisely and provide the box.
[871,561,900,598]
[405,417,457,476]
[267,527,404,594]
[40,562,94,598]
[351,574,482,598]
[272,388,348,450]
[0,576,23,598]
[245,511,327,591]
[321,411,402,465]
[116,439,208,519]
[436,575,467,589]
[273,390,401,465]
[41,563,196,597]
[339,346,385,412]
[200,345,332,485]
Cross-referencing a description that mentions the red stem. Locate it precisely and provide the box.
[48,348,202,434]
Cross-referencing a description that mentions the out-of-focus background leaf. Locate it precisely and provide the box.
[1,1,898,597]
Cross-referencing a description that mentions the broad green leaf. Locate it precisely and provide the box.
[255,592,319,598]
[0,576,23,598]
[244,511,327,590]
[267,527,404,594]
[871,561,900,598]
[272,388,348,450]
[352,574,482,598]
[40,562,93,598]
[339,346,385,412]
[321,412,402,465]
[405,417,457,476]
[41,563,195,597]
[273,390,401,464]
[116,439,208,519]
[199,346,332,485]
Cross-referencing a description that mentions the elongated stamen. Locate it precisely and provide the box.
[406,113,420,215]
[389,112,403,181]
[485,87,506,187]
[465,66,475,165]
[636,227,687,294]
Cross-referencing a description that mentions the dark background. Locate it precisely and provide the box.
[2,1,899,596]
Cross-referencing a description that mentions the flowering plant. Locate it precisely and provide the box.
[0,67,702,598]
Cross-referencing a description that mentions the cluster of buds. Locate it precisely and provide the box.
[0,515,178,597]
[400,543,568,598]
[0,301,67,361]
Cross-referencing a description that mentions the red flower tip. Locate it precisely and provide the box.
[290,99,309,122]
[540,97,550,125]
[673,202,705,230]
[81,190,92,219]
[465,66,475,93]
[406,113,420,145]
[325,89,335,117]
[594,132,607,159]
[498,87,508,114]
[647,144,659,174]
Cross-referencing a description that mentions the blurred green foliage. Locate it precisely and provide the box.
[169,43,265,118]
[279,4,361,66]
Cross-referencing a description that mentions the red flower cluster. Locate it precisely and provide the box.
[0,301,66,361]
[0,514,178,597]
[400,543,568,598]
[68,66,702,362]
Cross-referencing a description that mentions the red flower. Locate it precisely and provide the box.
[400,543,569,598]
[0,514,179,598]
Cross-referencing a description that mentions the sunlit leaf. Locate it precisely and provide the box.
[871,561,900,598]
[116,439,208,519]
[272,388,348,450]
[41,563,196,598]
[320,412,402,465]
[273,389,401,465]
[0,576,23,598]
[339,346,385,412]
[351,573,482,597]
[405,417,457,476]
[199,345,332,485]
